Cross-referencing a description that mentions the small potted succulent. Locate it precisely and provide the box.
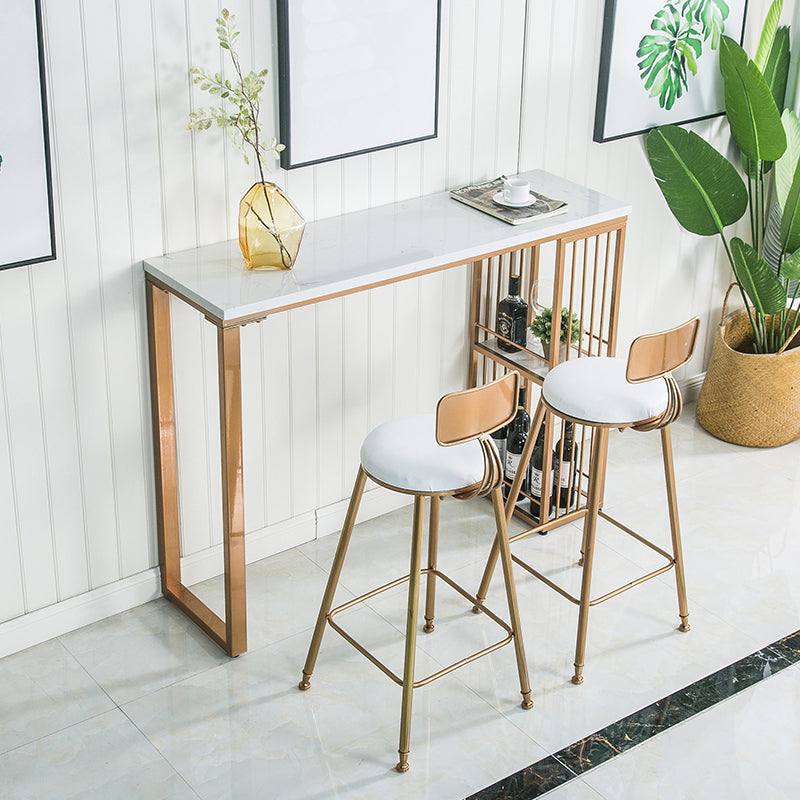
[530,307,580,364]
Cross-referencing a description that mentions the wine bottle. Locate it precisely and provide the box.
[503,385,530,500]
[490,422,508,467]
[551,421,578,512]
[497,273,528,352]
[528,425,552,522]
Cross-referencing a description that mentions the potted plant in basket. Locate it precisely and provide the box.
[646,0,800,446]
[531,307,581,364]
[188,8,304,270]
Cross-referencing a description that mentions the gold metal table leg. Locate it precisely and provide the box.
[145,278,248,657]
[146,280,182,598]
[218,324,246,656]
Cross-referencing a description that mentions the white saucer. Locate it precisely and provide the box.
[493,191,537,208]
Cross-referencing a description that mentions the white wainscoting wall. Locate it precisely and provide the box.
[0,0,789,656]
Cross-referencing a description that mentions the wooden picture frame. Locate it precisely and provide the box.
[594,0,749,143]
[276,0,441,170]
[0,0,56,270]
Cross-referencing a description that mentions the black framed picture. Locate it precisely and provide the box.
[594,0,749,143]
[0,0,56,270]
[276,0,441,170]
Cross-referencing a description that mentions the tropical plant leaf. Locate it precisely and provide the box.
[683,0,730,49]
[776,110,800,209]
[779,160,800,254]
[753,0,784,73]
[719,35,786,163]
[731,237,787,315]
[762,26,790,111]
[740,153,761,181]
[781,248,800,280]
[638,4,703,110]
[646,125,747,236]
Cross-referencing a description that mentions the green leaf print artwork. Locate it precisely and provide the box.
[637,0,730,110]
[686,0,730,48]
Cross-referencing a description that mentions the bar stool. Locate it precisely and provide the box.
[298,371,533,773]
[475,318,700,685]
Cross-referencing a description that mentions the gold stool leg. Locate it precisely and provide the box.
[299,467,368,690]
[397,495,426,773]
[424,495,441,633]
[661,426,690,632]
[473,400,546,611]
[572,426,609,685]
[491,486,533,709]
[473,537,499,613]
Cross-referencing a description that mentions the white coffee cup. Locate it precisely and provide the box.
[503,177,530,204]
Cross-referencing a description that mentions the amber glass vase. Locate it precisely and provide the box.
[238,182,305,270]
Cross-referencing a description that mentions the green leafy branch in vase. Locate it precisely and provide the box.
[637,0,730,110]
[187,8,292,267]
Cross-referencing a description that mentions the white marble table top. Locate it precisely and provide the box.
[143,170,630,324]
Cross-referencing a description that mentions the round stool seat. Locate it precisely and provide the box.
[542,357,669,426]
[360,414,485,494]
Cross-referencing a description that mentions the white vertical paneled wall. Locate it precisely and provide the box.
[0,0,526,654]
[1,0,794,655]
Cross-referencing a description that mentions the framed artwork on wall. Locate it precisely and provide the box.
[594,0,749,143]
[0,0,56,270]
[276,0,441,170]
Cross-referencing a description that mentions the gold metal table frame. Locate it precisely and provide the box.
[142,172,630,657]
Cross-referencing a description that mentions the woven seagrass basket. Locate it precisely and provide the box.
[696,290,800,448]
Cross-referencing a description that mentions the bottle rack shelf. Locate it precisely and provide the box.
[467,219,627,533]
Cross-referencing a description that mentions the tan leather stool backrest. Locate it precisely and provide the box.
[436,371,519,446]
[626,318,700,383]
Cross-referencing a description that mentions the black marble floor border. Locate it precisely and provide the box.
[467,630,800,800]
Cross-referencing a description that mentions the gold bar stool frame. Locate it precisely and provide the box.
[298,371,533,772]
[475,318,700,685]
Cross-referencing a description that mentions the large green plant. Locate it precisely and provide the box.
[647,0,800,354]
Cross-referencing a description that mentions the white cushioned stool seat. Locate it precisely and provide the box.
[543,357,669,426]
[360,414,485,493]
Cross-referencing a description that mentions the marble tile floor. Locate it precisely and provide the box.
[1,404,799,799]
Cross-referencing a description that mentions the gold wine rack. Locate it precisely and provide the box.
[467,217,628,533]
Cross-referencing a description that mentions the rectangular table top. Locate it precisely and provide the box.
[143,170,630,325]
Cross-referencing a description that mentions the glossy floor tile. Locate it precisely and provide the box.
[470,631,800,799]
[0,708,199,800]
[0,638,114,755]
[576,663,800,800]
[1,403,799,799]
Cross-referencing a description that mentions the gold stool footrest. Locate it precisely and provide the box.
[327,568,514,689]
[512,510,677,607]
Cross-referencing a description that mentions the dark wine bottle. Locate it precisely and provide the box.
[551,421,578,512]
[497,273,528,352]
[490,423,508,467]
[528,425,552,522]
[503,385,530,500]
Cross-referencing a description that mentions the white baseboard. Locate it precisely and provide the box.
[315,484,412,538]
[0,570,163,660]
[680,373,705,404]
[0,484,411,659]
